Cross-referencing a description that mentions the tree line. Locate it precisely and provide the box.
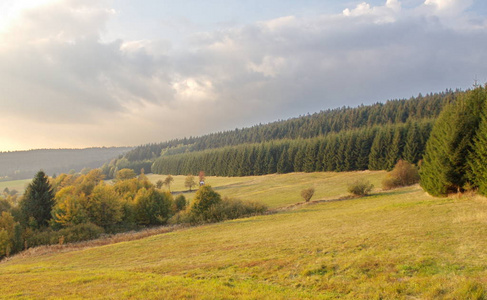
[123,90,459,164]
[0,168,266,258]
[152,121,433,176]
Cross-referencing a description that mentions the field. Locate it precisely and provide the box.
[146,171,385,209]
[0,179,31,195]
[1,171,487,299]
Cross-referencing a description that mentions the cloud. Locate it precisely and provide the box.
[0,0,486,150]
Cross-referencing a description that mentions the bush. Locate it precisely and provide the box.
[25,223,104,248]
[382,160,420,190]
[348,179,374,196]
[300,188,315,202]
[58,222,105,243]
[174,195,187,212]
[184,198,267,225]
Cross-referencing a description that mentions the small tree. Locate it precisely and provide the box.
[20,170,55,228]
[185,174,197,191]
[116,169,137,181]
[300,187,315,202]
[156,179,164,189]
[134,188,173,225]
[191,185,221,217]
[198,171,206,185]
[174,195,187,212]
[164,175,174,192]
[348,179,374,197]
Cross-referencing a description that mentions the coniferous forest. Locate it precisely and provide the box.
[103,89,460,178]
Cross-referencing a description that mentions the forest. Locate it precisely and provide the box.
[102,89,460,178]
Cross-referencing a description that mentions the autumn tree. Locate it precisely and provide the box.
[134,188,173,225]
[185,174,197,191]
[164,175,174,192]
[156,179,164,189]
[116,168,137,181]
[191,185,221,218]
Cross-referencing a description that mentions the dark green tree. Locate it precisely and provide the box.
[467,87,487,194]
[277,147,292,174]
[20,170,55,228]
[420,89,484,196]
[402,122,421,164]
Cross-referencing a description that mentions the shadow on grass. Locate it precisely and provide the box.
[213,181,255,191]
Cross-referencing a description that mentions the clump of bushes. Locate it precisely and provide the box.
[172,185,267,225]
[382,160,420,190]
[348,179,374,196]
[301,187,315,202]
[25,222,104,248]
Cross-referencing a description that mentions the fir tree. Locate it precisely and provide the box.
[420,88,484,196]
[20,170,55,228]
[467,87,487,194]
[403,122,420,164]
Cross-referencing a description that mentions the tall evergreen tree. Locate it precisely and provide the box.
[402,122,420,164]
[467,87,487,194]
[277,147,292,174]
[420,88,484,196]
[20,171,55,228]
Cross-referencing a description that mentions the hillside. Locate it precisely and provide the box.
[0,147,132,180]
[1,172,486,299]
[102,90,461,178]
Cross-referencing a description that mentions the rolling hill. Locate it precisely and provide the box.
[1,171,486,299]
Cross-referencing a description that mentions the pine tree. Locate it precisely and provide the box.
[20,170,55,228]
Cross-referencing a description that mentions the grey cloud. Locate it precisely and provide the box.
[1,0,487,149]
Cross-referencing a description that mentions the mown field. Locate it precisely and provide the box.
[1,171,487,299]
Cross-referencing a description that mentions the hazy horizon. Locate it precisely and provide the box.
[1,0,486,151]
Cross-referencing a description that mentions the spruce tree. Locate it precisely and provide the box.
[20,170,55,228]
[467,87,487,194]
[420,88,484,196]
[277,148,292,174]
[402,122,420,164]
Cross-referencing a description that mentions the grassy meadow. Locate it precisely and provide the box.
[1,171,487,299]
[146,171,386,209]
[0,179,30,195]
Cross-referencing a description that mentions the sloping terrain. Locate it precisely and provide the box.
[1,172,486,299]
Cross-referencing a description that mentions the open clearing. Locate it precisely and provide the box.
[1,172,487,299]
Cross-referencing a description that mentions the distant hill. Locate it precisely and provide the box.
[0,147,132,180]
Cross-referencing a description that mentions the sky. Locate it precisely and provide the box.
[0,0,486,151]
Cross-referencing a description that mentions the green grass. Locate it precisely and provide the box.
[0,179,30,195]
[147,171,385,209]
[2,172,487,299]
